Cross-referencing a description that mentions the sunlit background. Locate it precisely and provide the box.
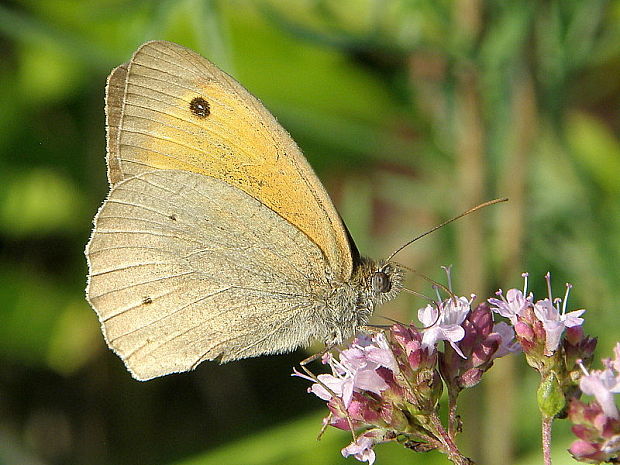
[1,1,619,464]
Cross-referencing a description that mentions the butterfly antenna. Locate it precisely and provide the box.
[365,323,395,330]
[395,262,455,300]
[385,198,508,262]
[377,315,407,326]
[365,318,405,331]
[400,285,433,301]
[394,263,455,328]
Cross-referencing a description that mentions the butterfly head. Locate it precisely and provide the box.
[351,258,404,316]
[368,260,404,306]
[321,258,404,345]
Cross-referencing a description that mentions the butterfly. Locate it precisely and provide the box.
[85,41,403,381]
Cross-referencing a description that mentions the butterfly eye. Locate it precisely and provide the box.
[371,271,391,293]
[189,96,210,117]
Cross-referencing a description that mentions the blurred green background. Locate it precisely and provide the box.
[1,0,619,464]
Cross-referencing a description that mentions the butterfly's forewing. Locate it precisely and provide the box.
[87,170,332,380]
[104,40,353,281]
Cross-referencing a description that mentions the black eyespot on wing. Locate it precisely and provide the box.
[189,97,210,117]
[168,214,177,221]
[142,296,153,305]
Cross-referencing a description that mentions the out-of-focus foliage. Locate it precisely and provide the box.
[0,0,619,464]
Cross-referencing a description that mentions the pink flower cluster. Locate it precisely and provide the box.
[294,331,416,464]
[439,301,520,391]
[568,343,620,463]
[295,271,610,464]
[295,291,518,464]
[488,273,587,359]
[488,273,597,419]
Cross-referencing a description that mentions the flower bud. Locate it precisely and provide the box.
[459,368,484,388]
[537,372,566,417]
[568,398,620,463]
[514,320,535,341]
[565,326,584,346]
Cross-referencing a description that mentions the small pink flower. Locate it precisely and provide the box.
[341,430,386,465]
[580,369,620,419]
[419,296,471,358]
[506,275,585,355]
[491,322,521,358]
[534,297,585,354]
[362,333,398,371]
[294,333,395,408]
[488,287,532,324]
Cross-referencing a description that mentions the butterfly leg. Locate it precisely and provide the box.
[299,342,336,366]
